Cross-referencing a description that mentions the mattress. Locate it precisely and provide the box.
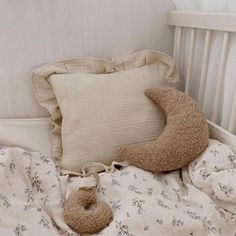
[0,118,51,154]
[0,139,236,236]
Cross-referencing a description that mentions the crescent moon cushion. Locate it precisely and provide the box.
[118,87,209,172]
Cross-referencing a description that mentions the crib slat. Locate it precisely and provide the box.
[211,32,230,123]
[198,30,212,107]
[228,94,236,132]
[185,28,196,94]
[173,26,182,71]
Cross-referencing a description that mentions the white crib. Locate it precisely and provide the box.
[169,11,236,130]
[168,10,236,152]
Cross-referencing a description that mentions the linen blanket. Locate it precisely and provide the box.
[0,139,236,236]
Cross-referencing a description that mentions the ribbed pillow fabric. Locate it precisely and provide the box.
[32,50,179,172]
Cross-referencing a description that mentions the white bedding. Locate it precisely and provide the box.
[0,139,236,236]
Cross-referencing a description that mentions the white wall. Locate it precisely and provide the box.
[0,0,175,119]
[172,0,236,134]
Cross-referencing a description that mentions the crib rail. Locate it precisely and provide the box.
[168,11,236,32]
[168,11,236,133]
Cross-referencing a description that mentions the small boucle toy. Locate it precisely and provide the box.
[118,87,209,172]
[64,170,113,235]
[64,187,113,234]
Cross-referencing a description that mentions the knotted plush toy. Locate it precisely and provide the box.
[64,171,113,235]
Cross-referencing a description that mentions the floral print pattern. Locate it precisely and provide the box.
[0,146,76,236]
[14,224,27,236]
[1,139,236,236]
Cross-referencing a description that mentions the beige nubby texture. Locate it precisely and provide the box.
[64,188,113,234]
[118,87,209,172]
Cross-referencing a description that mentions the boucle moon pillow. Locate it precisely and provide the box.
[32,50,179,173]
[118,87,209,172]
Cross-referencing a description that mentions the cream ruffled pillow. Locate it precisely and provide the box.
[32,50,179,173]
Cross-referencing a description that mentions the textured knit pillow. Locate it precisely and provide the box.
[118,87,209,172]
[32,50,179,173]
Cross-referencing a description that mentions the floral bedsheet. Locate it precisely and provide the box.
[0,139,236,236]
